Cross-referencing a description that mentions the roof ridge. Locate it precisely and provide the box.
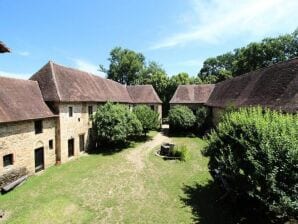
[0,75,35,82]
[49,61,62,101]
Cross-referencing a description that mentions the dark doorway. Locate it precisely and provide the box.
[79,134,85,152]
[68,139,74,157]
[35,147,44,172]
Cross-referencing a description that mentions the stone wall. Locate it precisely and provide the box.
[56,103,97,163]
[0,118,56,175]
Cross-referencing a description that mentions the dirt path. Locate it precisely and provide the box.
[126,125,171,171]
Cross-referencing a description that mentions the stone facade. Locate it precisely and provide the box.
[0,118,56,175]
[54,102,97,163]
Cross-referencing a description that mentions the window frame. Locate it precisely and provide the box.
[69,106,73,117]
[49,139,54,150]
[34,120,43,134]
[3,154,13,167]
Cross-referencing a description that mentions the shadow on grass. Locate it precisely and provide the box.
[181,181,271,224]
[88,135,154,156]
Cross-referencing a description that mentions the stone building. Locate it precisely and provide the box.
[30,61,162,164]
[0,77,56,175]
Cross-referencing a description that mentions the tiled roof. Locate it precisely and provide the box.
[127,85,162,104]
[169,84,215,104]
[0,41,10,53]
[206,58,298,113]
[0,76,55,123]
[30,61,132,103]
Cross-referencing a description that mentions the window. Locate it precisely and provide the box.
[88,106,93,117]
[69,106,73,117]
[49,140,53,149]
[79,134,85,152]
[34,120,43,134]
[3,154,13,167]
[150,105,155,111]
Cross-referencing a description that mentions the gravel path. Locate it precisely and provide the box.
[126,125,171,171]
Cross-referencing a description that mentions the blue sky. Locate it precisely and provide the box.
[1,0,298,79]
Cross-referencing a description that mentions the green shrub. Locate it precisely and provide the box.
[171,145,190,161]
[133,105,160,135]
[203,107,298,220]
[195,106,211,131]
[168,106,196,131]
[92,102,142,144]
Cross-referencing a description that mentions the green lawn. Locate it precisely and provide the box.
[0,133,212,224]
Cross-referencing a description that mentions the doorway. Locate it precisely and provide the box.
[35,147,44,172]
[68,139,74,157]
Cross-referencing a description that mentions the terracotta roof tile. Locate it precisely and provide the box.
[31,61,133,103]
[0,41,10,53]
[0,76,55,123]
[127,85,162,104]
[169,84,215,104]
[206,58,298,113]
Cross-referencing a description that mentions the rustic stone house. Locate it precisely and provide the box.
[170,58,298,124]
[30,61,162,164]
[0,77,57,175]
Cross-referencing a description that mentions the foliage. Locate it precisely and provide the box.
[203,107,298,221]
[133,105,160,135]
[171,145,190,161]
[168,106,196,131]
[92,102,142,144]
[198,29,298,83]
[195,106,211,131]
[100,47,145,85]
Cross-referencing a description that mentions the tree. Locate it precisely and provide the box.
[92,102,142,144]
[100,47,145,85]
[133,105,160,135]
[168,106,196,132]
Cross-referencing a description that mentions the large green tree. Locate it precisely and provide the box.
[100,47,145,85]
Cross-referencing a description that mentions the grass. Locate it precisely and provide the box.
[0,132,212,224]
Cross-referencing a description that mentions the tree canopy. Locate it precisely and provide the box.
[100,47,145,85]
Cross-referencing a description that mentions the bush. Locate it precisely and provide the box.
[133,105,160,135]
[92,102,142,144]
[0,167,28,190]
[195,106,211,132]
[168,106,196,131]
[203,107,298,221]
[171,145,190,161]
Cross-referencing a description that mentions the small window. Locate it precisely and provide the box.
[88,106,93,117]
[49,140,53,149]
[34,120,43,134]
[150,105,155,111]
[3,154,13,167]
[69,107,73,117]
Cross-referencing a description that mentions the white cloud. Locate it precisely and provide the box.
[151,0,298,49]
[0,70,30,79]
[18,51,30,56]
[72,58,106,77]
